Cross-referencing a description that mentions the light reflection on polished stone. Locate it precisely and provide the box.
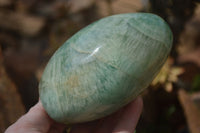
[39,13,173,124]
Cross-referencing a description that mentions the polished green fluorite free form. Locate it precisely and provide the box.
[39,13,173,124]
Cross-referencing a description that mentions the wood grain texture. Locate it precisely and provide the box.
[39,13,173,124]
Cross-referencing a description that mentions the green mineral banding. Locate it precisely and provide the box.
[39,13,173,124]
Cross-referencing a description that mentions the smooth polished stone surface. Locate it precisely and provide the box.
[39,13,173,124]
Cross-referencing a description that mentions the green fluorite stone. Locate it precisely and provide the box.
[39,13,173,124]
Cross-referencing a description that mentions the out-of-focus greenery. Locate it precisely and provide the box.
[191,74,200,92]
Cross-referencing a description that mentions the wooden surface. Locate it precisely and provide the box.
[178,89,200,133]
[0,48,25,132]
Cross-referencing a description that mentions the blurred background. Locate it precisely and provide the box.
[0,0,200,132]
